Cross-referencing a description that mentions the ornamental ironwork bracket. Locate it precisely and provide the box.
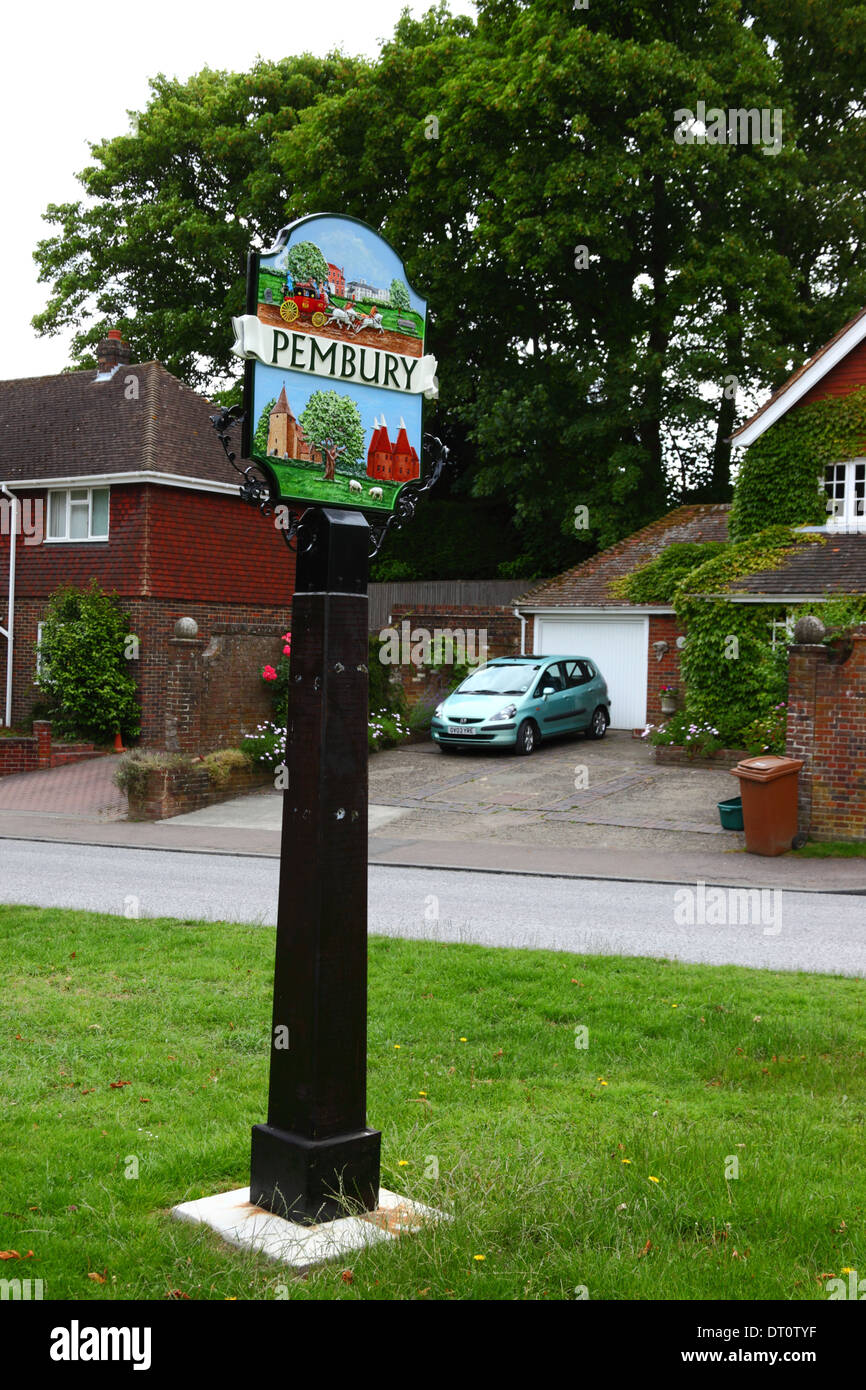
[366,434,455,559]
[211,410,453,558]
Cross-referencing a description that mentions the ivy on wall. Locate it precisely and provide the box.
[729,386,866,540]
[621,527,828,746]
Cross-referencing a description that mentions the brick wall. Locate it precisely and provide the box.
[786,630,866,841]
[383,604,521,710]
[1,597,290,750]
[126,761,272,820]
[798,337,866,408]
[646,614,684,724]
[0,722,104,778]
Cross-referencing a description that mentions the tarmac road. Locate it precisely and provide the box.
[1,839,864,976]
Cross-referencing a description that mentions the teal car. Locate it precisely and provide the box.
[431,655,611,756]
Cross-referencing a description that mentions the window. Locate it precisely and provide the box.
[46,487,109,541]
[822,461,866,530]
[36,621,45,678]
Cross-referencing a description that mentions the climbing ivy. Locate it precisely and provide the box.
[614,541,729,606]
[729,387,866,540]
[669,526,826,742]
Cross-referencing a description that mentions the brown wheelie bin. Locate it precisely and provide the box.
[729,755,804,856]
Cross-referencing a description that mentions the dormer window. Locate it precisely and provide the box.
[822,460,866,531]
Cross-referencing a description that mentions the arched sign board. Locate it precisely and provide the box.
[232,214,437,515]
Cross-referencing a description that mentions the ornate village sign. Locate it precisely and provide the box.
[231,213,439,543]
[209,215,450,1227]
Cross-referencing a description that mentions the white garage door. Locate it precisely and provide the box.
[535,617,648,729]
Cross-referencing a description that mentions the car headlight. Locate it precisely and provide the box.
[488,703,517,722]
[433,702,444,719]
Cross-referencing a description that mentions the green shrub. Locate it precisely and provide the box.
[37,581,140,742]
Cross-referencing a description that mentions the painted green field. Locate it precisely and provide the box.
[2,905,864,1302]
[258,456,401,511]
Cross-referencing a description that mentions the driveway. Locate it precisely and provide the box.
[0,754,126,822]
[368,731,746,856]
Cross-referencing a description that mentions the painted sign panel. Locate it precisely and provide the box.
[232,214,437,514]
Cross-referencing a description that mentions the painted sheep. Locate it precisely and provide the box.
[369,486,383,501]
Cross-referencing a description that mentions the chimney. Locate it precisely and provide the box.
[95,327,132,378]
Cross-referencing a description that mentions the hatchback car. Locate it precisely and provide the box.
[430,655,611,755]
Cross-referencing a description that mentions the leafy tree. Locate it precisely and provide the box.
[389,277,410,311]
[31,3,866,573]
[37,582,141,742]
[285,240,328,286]
[299,391,364,470]
[253,397,276,455]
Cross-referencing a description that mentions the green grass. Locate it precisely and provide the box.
[792,840,866,858]
[2,905,864,1301]
[255,455,402,512]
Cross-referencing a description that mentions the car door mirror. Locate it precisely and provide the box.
[542,686,555,697]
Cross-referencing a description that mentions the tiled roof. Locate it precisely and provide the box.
[514,504,731,609]
[0,361,238,487]
[729,534,866,597]
[729,304,866,442]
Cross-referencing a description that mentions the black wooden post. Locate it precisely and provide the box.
[250,507,381,1224]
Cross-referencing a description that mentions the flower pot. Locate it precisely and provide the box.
[660,695,678,715]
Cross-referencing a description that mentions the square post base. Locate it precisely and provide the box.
[250,1123,382,1225]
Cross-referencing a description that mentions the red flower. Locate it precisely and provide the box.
[283,645,291,656]
[262,665,277,682]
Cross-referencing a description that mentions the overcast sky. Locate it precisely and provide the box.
[1,0,476,382]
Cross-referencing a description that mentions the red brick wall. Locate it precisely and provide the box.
[646,614,684,724]
[798,337,866,408]
[145,486,295,602]
[0,485,146,597]
[786,630,866,841]
[1,597,290,749]
[383,604,521,710]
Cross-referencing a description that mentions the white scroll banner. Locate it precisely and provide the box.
[231,315,439,400]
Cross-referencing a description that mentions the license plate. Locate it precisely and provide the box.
[447,726,477,736]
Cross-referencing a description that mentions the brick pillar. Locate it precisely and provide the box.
[785,643,821,834]
[165,639,204,752]
[33,720,52,768]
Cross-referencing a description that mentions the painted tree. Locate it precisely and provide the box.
[253,398,276,456]
[389,277,410,311]
[286,240,329,288]
[299,391,364,475]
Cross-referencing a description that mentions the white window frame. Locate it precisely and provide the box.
[770,614,795,649]
[36,620,46,678]
[45,486,110,543]
[821,459,866,532]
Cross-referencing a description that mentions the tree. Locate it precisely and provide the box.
[253,397,276,456]
[32,3,866,571]
[285,240,329,286]
[299,391,364,472]
[389,277,410,311]
[37,581,141,741]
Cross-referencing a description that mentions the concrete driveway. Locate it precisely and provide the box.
[368,730,745,856]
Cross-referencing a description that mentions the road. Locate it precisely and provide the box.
[1,839,865,975]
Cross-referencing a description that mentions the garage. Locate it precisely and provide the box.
[534,615,649,729]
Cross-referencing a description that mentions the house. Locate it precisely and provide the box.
[365,415,420,482]
[513,505,730,729]
[0,331,296,749]
[513,305,866,729]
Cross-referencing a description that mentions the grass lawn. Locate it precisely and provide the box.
[1,904,864,1302]
[793,840,866,858]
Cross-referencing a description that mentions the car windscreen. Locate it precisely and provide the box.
[455,664,541,695]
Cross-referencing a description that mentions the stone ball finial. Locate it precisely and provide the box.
[793,615,825,645]
[174,616,199,639]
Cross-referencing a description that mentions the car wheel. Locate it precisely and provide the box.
[586,706,609,740]
[515,718,538,755]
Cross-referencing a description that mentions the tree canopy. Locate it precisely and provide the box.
[33,0,866,575]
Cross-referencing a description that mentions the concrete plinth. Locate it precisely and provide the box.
[171,1186,444,1270]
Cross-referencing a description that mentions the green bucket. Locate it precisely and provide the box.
[717,796,744,831]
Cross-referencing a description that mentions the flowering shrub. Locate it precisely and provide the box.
[645,712,722,757]
[368,707,410,752]
[740,703,787,756]
[240,721,287,777]
[262,631,292,719]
